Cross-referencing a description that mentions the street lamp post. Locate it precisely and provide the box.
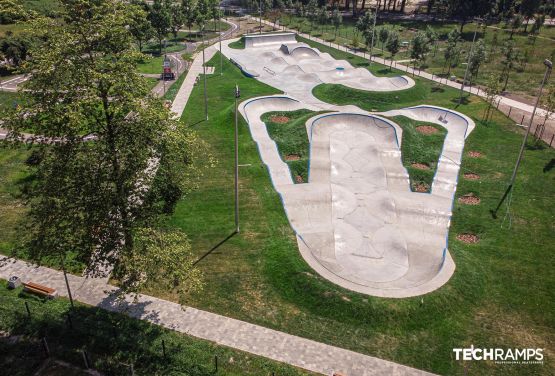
[234,85,241,233]
[202,27,208,121]
[492,59,552,217]
[459,19,481,105]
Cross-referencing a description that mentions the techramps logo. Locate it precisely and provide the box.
[453,345,544,365]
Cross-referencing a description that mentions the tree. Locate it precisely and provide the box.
[386,30,400,69]
[331,8,342,40]
[483,73,502,122]
[129,2,154,51]
[500,39,519,91]
[181,0,198,36]
[540,82,555,125]
[352,32,360,52]
[443,28,461,75]
[148,0,172,53]
[1,0,206,300]
[170,2,185,39]
[306,0,318,32]
[410,31,430,72]
[520,0,541,32]
[445,0,491,32]
[316,6,328,34]
[425,25,438,56]
[0,32,34,67]
[0,0,31,24]
[509,13,523,39]
[378,27,389,53]
[468,39,486,88]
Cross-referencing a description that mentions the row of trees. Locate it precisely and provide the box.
[1,0,210,300]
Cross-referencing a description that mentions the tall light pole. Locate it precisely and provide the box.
[234,85,240,233]
[367,7,378,65]
[492,59,552,217]
[459,19,481,105]
[202,26,208,121]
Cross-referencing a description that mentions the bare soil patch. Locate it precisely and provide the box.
[458,193,481,205]
[413,182,430,192]
[456,233,479,244]
[295,175,304,183]
[468,151,483,158]
[285,154,301,161]
[464,173,480,180]
[411,163,430,170]
[270,115,290,124]
[416,125,439,135]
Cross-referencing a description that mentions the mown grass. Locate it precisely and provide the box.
[136,55,165,75]
[0,91,21,111]
[0,280,309,376]
[152,50,554,375]
[262,109,318,183]
[391,116,447,192]
[162,69,187,102]
[228,37,245,50]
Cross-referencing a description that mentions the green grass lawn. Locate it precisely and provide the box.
[136,55,165,75]
[0,91,21,111]
[148,50,555,375]
[0,280,309,376]
[391,116,447,192]
[228,37,245,49]
[262,109,319,183]
[162,69,187,102]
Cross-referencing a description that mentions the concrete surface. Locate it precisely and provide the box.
[232,33,475,297]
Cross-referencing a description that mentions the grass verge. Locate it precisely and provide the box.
[228,37,245,49]
[262,109,318,183]
[392,115,447,193]
[0,280,309,375]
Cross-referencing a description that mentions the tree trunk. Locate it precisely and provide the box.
[345,0,350,11]
[427,0,434,14]
[459,19,466,33]
[503,70,510,91]
[393,0,397,12]
[400,0,407,13]
[360,0,366,13]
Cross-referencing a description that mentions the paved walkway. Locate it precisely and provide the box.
[254,17,555,147]
[0,255,434,376]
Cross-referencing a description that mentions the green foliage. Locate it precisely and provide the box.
[1,0,204,299]
[228,37,245,49]
[386,30,400,66]
[148,0,172,52]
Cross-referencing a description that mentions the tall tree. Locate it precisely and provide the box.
[468,39,487,88]
[386,30,400,69]
[1,0,205,300]
[483,73,502,122]
[378,27,389,53]
[500,39,519,91]
[520,0,541,32]
[148,0,172,53]
[410,30,431,72]
[443,28,461,75]
[181,0,198,36]
[331,8,342,40]
[445,0,492,32]
[129,2,154,52]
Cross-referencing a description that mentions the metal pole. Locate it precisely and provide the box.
[234,85,240,233]
[493,60,552,216]
[61,257,74,308]
[219,13,222,75]
[369,7,378,65]
[259,0,262,33]
[459,21,479,104]
[202,27,208,121]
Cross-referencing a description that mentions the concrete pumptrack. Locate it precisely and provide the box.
[225,33,475,298]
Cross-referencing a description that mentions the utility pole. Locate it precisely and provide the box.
[459,19,480,105]
[234,85,241,233]
[368,7,378,65]
[492,59,552,217]
[259,0,262,34]
[202,26,208,121]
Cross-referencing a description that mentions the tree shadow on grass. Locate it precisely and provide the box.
[543,158,555,173]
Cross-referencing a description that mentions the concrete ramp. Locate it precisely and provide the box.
[244,32,297,48]
[240,96,475,298]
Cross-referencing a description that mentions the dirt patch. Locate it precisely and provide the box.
[411,163,430,170]
[456,233,479,244]
[413,182,430,192]
[295,175,304,183]
[468,150,483,158]
[270,115,290,124]
[464,172,480,180]
[285,153,301,161]
[416,125,439,135]
[458,193,481,205]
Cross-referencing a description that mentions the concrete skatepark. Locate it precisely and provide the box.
[225,33,475,298]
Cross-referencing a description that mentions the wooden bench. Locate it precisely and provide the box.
[23,282,57,299]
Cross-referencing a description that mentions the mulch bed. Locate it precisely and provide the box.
[295,175,304,183]
[411,163,430,170]
[285,154,301,161]
[467,151,483,158]
[458,193,481,205]
[270,115,290,124]
[416,125,439,135]
[456,233,479,244]
[464,172,480,180]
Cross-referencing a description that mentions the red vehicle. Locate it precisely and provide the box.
[161,55,175,80]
